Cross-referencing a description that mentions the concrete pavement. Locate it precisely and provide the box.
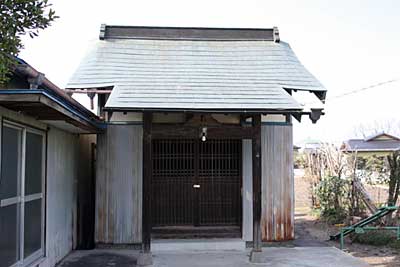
[57,247,369,267]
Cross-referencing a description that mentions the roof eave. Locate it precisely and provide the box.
[0,89,104,133]
[343,149,400,152]
[103,106,324,123]
[102,106,303,113]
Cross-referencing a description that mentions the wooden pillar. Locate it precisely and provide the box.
[142,112,152,253]
[252,114,262,252]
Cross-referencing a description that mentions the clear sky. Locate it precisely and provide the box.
[19,0,400,144]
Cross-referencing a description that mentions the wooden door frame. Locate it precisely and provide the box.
[142,112,262,253]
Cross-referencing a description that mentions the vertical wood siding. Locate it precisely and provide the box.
[96,124,143,244]
[261,124,294,241]
[46,127,79,267]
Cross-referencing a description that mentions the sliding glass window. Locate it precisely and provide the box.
[0,121,45,267]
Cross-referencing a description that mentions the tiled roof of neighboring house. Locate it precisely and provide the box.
[364,132,400,142]
[66,25,326,112]
[342,133,400,152]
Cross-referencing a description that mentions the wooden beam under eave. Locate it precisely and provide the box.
[0,94,41,103]
[151,124,256,139]
[38,95,100,132]
[142,112,153,253]
[35,114,66,120]
[0,93,100,132]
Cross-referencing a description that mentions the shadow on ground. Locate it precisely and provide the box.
[58,251,137,267]
[294,210,331,247]
[58,247,368,267]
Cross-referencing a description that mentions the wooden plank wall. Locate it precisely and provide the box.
[261,124,294,241]
[46,127,79,266]
[96,124,142,244]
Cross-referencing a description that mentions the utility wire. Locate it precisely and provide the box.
[303,78,400,105]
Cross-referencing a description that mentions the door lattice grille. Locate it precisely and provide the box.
[151,139,241,227]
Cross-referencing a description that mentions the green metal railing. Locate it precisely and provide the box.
[339,226,400,249]
[330,206,399,249]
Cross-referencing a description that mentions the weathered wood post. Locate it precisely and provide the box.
[250,114,263,262]
[138,112,153,266]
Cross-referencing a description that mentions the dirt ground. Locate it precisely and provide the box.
[294,172,400,267]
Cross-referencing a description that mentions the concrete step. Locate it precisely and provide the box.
[152,238,246,252]
[152,226,241,239]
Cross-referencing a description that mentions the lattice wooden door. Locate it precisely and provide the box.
[151,139,241,227]
[198,140,242,226]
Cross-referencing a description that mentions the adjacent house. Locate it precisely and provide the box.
[0,58,101,267]
[341,132,400,157]
[341,133,400,181]
[65,25,326,263]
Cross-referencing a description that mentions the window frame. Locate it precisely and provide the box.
[0,120,46,267]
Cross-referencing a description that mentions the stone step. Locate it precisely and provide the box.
[152,238,246,252]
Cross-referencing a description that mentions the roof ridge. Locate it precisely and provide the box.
[364,132,400,141]
[99,24,280,42]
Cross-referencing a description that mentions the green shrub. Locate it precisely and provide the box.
[389,239,400,249]
[352,230,397,246]
[320,207,347,224]
[315,175,350,224]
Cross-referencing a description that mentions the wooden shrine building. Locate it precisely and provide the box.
[66,25,326,263]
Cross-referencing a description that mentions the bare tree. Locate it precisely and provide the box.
[387,151,400,224]
[305,143,373,218]
[353,120,400,138]
[304,143,347,207]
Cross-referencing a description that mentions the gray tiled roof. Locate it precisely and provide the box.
[343,139,400,152]
[66,29,325,112]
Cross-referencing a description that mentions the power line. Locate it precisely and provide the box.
[327,78,400,101]
[304,78,400,105]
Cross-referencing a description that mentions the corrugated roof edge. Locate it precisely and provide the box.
[99,24,280,42]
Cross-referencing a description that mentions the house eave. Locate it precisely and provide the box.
[0,89,104,133]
